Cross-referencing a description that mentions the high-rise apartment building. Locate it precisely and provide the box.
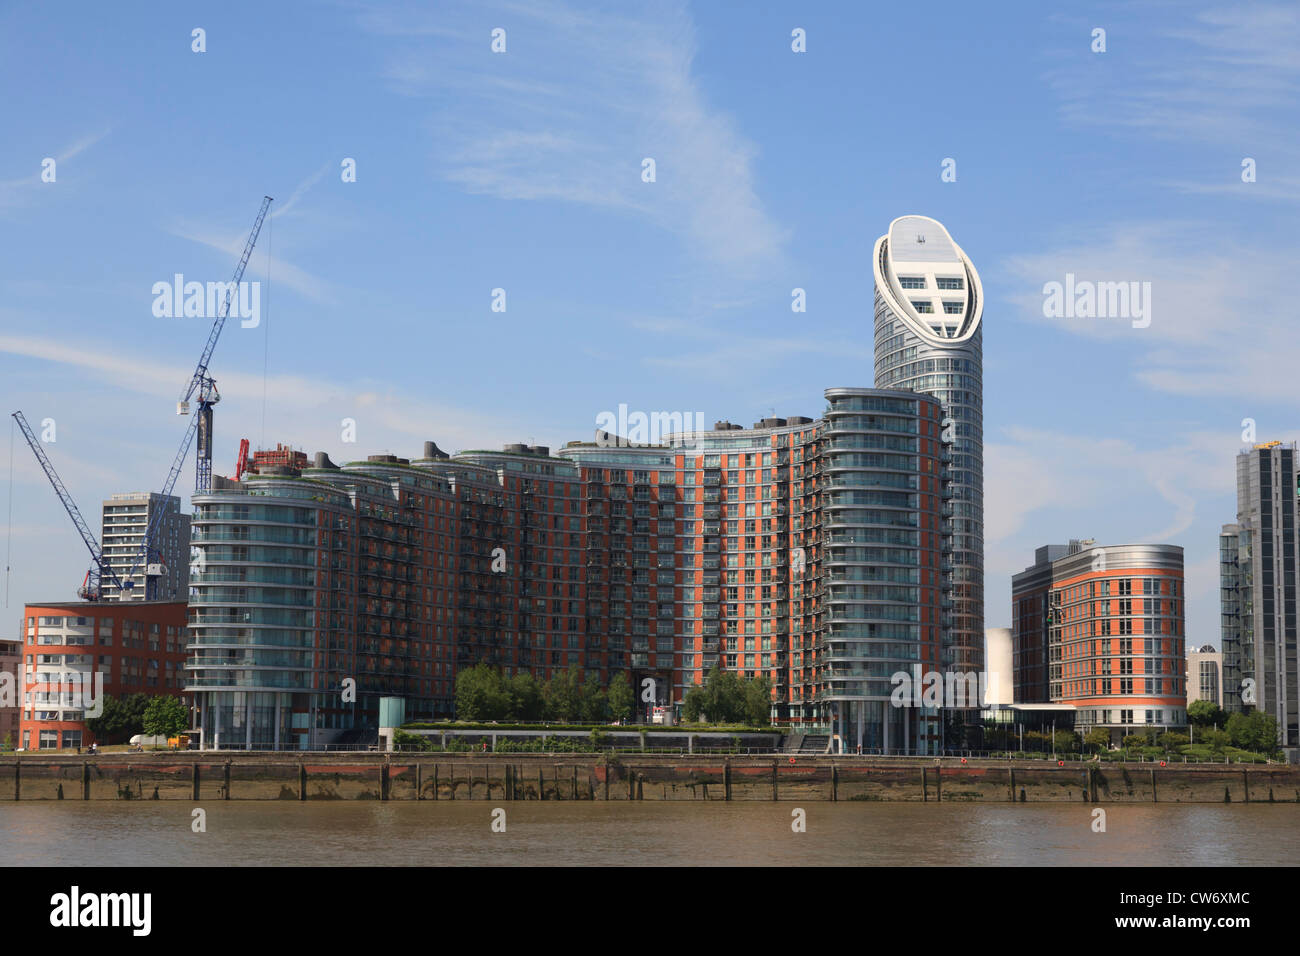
[1012,540,1186,744]
[187,388,952,752]
[1221,442,1299,746]
[1187,645,1223,707]
[562,388,950,754]
[101,492,190,601]
[873,215,984,678]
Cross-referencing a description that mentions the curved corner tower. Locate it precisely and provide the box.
[873,215,984,677]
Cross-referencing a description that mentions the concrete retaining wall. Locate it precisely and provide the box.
[1,755,1297,803]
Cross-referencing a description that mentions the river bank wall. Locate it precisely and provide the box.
[2,754,1298,803]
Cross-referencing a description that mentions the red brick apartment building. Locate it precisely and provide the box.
[1013,541,1186,743]
[189,387,953,752]
[18,601,189,750]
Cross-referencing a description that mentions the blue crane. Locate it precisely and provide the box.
[11,410,127,600]
[124,195,273,599]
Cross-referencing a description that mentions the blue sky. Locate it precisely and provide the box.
[2,0,1297,642]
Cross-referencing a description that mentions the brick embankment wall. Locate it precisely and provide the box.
[1,755,1297,803]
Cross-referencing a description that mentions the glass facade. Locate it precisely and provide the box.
[189,492,340,749]
[815,390,944,753]
[873,216,984,679]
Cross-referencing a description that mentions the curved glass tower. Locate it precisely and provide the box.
[873,215,984,677]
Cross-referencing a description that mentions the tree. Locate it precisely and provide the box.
[1121,733,1148,750]
[393,729,435,752]
[1226,711,1278,754]
[1187,699,1225,729]
[454,663,510,721]
[85,693,150,745]
[682,683,705,722]
[579,685,608,723]
[697,668,740,723]
[1204,728,1231,753]
[607,671,634,723]
[1084,728,1111,753]
[1,732,12,751]
[681,668,770,725]
[142,696,189,738]
[544,666,582,722]
[1023,730,1050,752]
[508,671,546,721]
[1157,731,1190,749]
[1053,730,1081,753]
[742,676,773,726]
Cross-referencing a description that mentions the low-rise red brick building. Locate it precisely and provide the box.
[19,601,189,750]
[0,639,21,748]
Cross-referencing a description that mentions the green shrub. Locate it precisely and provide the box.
[392,729,436,752]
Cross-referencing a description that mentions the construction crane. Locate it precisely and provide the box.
[234,438,250,481]
[176,195,272,493]
[123,195,273,599]
[11,410,128,600]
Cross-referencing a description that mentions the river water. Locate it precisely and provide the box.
[1,802,1296,866]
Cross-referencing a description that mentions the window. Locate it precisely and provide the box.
[936,277,963,290]
[942,302,964,315]
[911,301,934,314]
[899,276,926,289]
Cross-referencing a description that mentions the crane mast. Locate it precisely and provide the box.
[179,194,272,493]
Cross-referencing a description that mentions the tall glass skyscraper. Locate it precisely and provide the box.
[1222,441,1299,747]
[873,215,984,677]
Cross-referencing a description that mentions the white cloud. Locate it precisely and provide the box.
[0,128,110,213]
[1046,3,1300,198]
[983,424,1251,638]
[986,424,1244,548]
[0,328,539,469]
[169,225,333,305]
[1003,221,1299,401]
[361,0,785,275]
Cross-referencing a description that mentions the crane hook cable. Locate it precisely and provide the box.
[261,208,272,449]
[5,415,13,608]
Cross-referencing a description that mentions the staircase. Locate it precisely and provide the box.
[783,733,830,754]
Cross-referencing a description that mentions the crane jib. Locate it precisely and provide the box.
[127,195,273,593]
[11,410,127,599]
